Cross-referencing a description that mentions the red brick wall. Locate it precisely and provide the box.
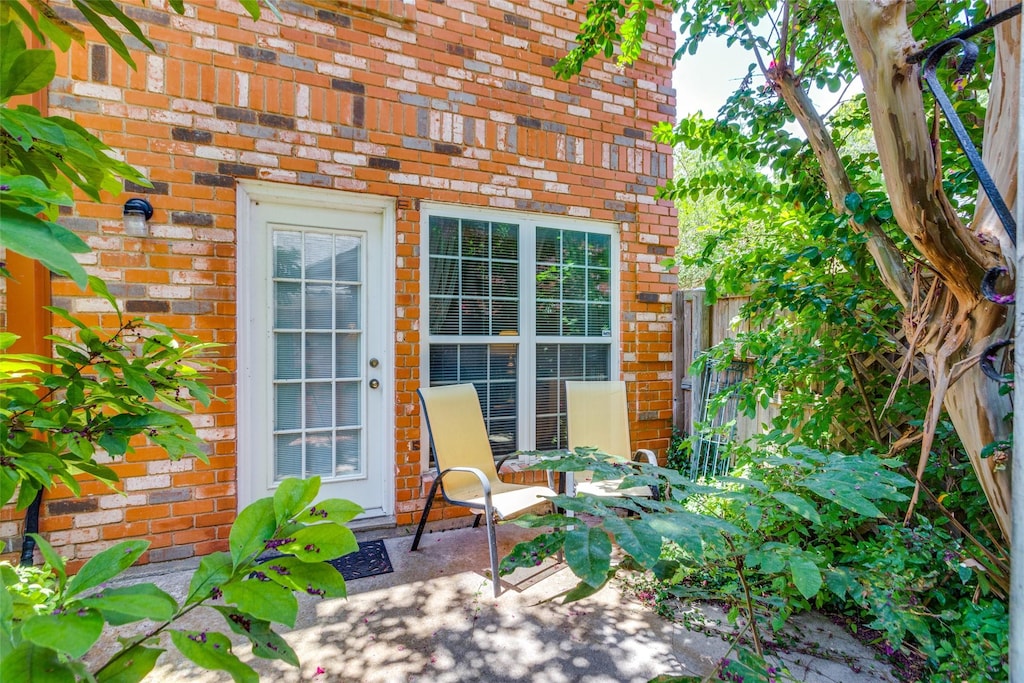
[1,0,677,568]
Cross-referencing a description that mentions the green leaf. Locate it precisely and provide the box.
[71,0,138,70]
[27,533,66,588]
[95,645,164,683]
[303,498,363,525]
[65,540,149,599]
[187,551,234,605]
[169,630,258,683]
[77,583,178,624]
[276,524,358,562]
[0,208,90,287]
[220,579,298,628]
[258,556,348,599]
[20,607,104,658]
[563,526,612,588]
[273,477,320,525]
[229,497,276,569]
[1,48,56,99]
[213,606,299,666]
[0,641,76,683]
[789,554,823,600]
[563,573,611,603]
[603,517,662,568]
[770,491,822,524]
[843,192,862,211]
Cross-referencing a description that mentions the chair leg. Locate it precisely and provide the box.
[484,499,501,598]
[411,476,444,551]
[472,513,482,528]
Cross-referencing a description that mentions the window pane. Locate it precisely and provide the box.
[562,303,586,336]
[492,262,518,298]
[536,228,560,263]
[275,333,301,379]
[536,302,560,336]
[429,345,459,384]
[429,298,459,335]
[305,284,332,329]
[274,434,302,480]
[564,266,586,300]
[461,220,489,257]
[305,383,333,429]
[334,235,361,281]
[275,384,301,430]
[305,233,334,280]
[492,300,518,335]
[562,230,586,264]
[336,430,361,476]
[461,260,489,296]
[430,257,459,296]
[585,345,611,379]
[275,282,301,328]
[429,216,459,255]
[492,223,518,259]
[336,284,360,330]
[336,333,359,378]
[461,301,487,335]
[588,233,610,268]
[589,269,611,302]
[588,303,611,337]
[305,333,332,378]
[336,381,360,427]
[273,231,302,278]
[306,433,333,476]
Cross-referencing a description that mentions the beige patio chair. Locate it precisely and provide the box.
[412,383,557,597]
[565,380,658,498]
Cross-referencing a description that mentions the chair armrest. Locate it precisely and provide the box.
[438,466,492,503]
[633,448,657,465]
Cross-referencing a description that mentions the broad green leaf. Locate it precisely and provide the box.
[273,477,320,525]
[603,516,662,568]
[0,209,90,287]
[563,526,612,588]
[789,555,823,600]
[802,480,883,518]
[276,524,358,563]
[257,556,348,599]
[77,583,178,624]
[0,641,76,683]
[187,551,234,605]
[770,491,822,524]
[20,607,104,658]
[563,573,611,603]
[229,497,276,568]
[220,579,298,628]
[71,0,138,70]
[1,49,56,99]
[303,498,363,525]
[213,606,299,666]
[169,630,258,683]
[95,645,164,683]
[66,540,149,599]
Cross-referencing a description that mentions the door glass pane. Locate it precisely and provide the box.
[272,228,366,485]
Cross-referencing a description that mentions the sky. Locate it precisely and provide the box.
[672,33,753,119]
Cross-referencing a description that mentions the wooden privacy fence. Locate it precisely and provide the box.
[672,289,928,466]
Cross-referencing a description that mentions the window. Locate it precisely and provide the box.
[424,209,617,458]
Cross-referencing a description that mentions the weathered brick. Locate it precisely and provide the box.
[172,128,213,143]
[194,173,235,187]
[331,79,365,94]
[125,300,170,313]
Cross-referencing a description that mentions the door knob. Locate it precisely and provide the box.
[369,358,379,368]
[369,379,380,389]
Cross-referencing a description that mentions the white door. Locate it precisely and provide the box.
[237,182,393,519]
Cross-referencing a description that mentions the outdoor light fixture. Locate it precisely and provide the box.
[122,197,153,236]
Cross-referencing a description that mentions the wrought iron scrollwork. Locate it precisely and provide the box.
[910,4,1020,383]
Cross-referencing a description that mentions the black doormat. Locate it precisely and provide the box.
[327,539,393,581]
[258,539,393,582]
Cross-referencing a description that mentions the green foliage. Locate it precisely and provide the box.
[0,277,221,509]
[0,477,362,682]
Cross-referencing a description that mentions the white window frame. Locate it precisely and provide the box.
[419,203,620,465]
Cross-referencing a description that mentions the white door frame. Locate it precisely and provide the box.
[236,180,395,519]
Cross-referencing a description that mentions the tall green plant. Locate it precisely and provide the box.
[1,476,363,682]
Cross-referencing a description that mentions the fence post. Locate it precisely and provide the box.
[674,289,708,436]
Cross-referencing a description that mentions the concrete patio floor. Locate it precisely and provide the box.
[96,523,898,682]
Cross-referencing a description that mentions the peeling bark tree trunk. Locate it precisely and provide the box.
[833,0,1019,540]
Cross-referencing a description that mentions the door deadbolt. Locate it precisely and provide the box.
[369,379,380,389]
[369,358,380,368]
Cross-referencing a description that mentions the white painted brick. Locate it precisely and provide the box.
[354,141,387,156]
[480,184,506,196]
[72,82,121,101]
[150,225,194,239]
[194,117,237,133]
[85,235,123,250]
[508,166,531,178]
[489,197,516,208]
[75,509,124,527]
[530,86,555,100]
[298,146,331,161]
[389,173,421,185]
[450,180,480,193]
[148,458,194,474]
[603,103,625,115]
[568,206,591,217]
[637,78,657,91]
[533,170,558,181]
[297,120,332,135]
[76,252,99,266]
[639,233,659,244]
[462,11,488,28]
[76,540,120,559]
[317,64,352,78]
[99,493,147,509]
[435,77,461,90]
[385,27,416,43]
[171,15,213,35]
[506,187,532,199]
[567,105,591,118]
[237,72,249,107]
[194,37,234,54]
[73,297,118,313]
[636,254,657,264]
[518,72,543,86]
[636,312,657,322]
[404,69,433,85]
[196,228,234,242]
[370,36,402,52]
[171,269,215,284]
[637,195,655,205]
[592,91,612,103]
[196,427,235,441]
[489,0,516,10]
[295,17,335,36]
[335,178,368,191]
[319,163,355,177]
[385,78,417,93]
[617,192,638,202]
[124,474,171,491]
[421,177,450,189]
[196,146,237,161]
[446,67,471,81]
[460,149,489,162]
[503,36,529,49]
[240,151,279,166]
[492,66,516,80]
[333,152,367,166]
[335,54,368,69]
[543,182,570,193]
[255,139,293,155]
[171,99,214,115]
[278,131,316,145]
[147,285,192,299]
[186,414,216,428]
[147,55,165,94]
[387,53,417,68]
[613,95,635,107]
[490,112,515,124]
